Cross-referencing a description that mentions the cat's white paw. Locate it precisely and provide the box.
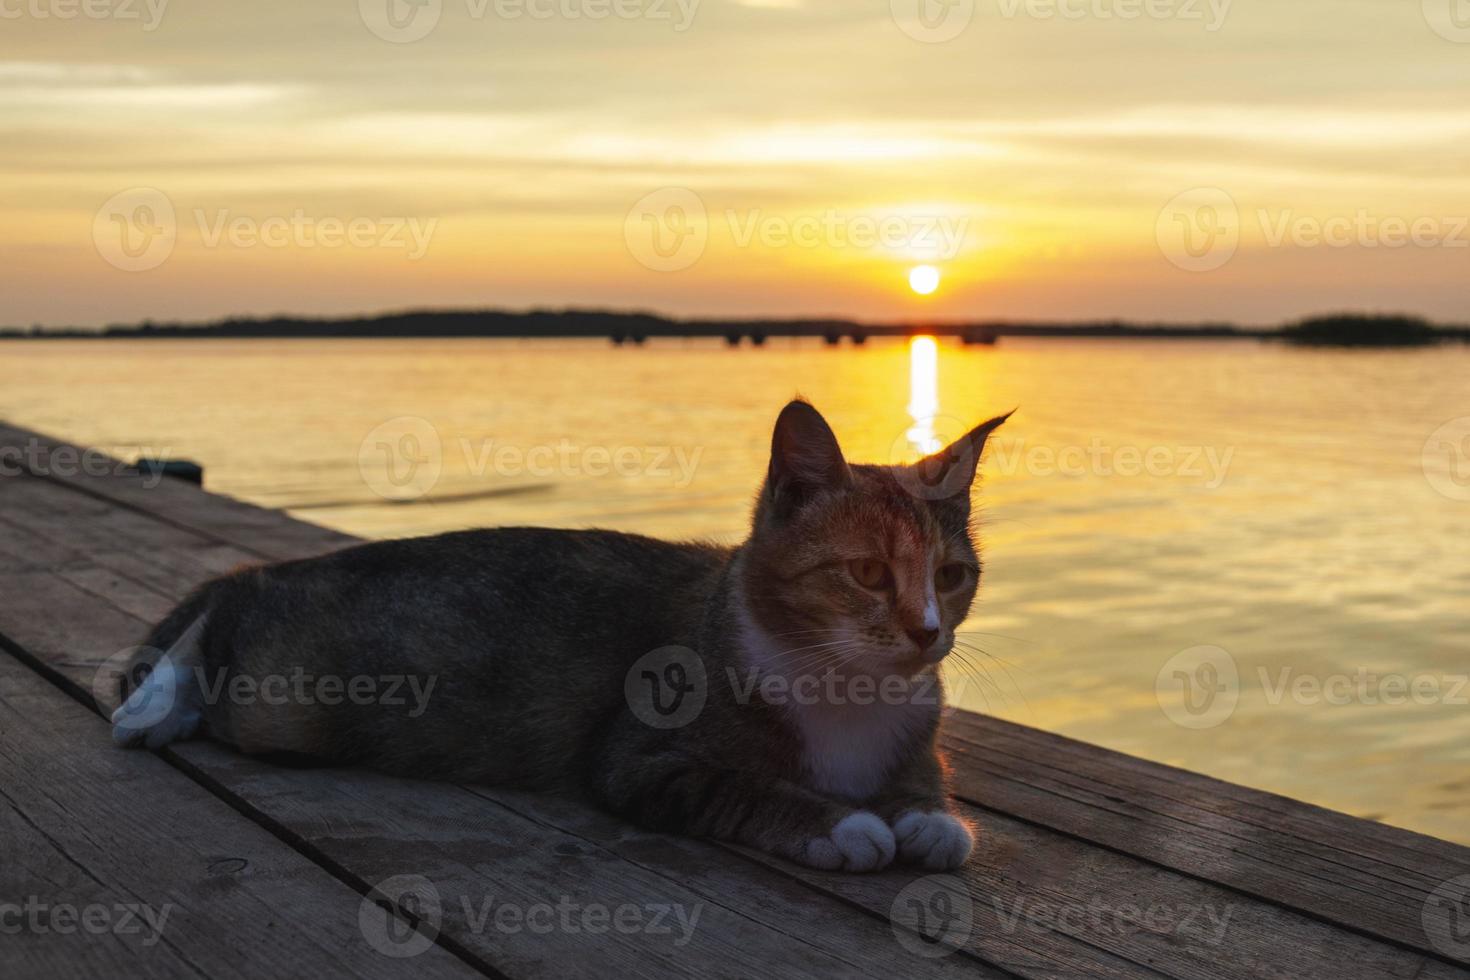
[110,655,201,750]
[804,811,896,872]
[893,810,974,870]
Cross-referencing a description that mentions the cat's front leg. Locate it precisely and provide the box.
[871,756,975,871]
[588,750,897,872]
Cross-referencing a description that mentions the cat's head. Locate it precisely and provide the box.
[739,399,1011,681]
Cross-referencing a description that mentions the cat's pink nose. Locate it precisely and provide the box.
[907,627,940,652]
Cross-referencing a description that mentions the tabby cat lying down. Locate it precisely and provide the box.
[113,399,1010,872]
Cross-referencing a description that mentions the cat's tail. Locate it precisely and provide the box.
[111,585,215,750]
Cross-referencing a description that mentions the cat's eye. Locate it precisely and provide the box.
[848,558,892,591]
[935,563,970,592]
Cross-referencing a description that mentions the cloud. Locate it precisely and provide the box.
[3,83,297,109]
[0,61,156,82]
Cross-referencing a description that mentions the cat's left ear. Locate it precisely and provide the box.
[913,410,1014,500]
[765,399,851,518]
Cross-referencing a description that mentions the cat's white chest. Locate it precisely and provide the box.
[737,609,938,801]
[786,695,933,802]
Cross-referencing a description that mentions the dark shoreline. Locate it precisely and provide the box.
[4,309,1466,347]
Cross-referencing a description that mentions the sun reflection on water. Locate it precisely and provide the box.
[906,335,941,454]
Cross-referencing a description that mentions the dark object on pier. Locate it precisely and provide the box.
[133,458,204,485]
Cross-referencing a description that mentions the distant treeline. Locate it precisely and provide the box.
[1276,314,1468,347]
[3,309,1466,347]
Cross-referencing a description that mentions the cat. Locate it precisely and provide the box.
[112,399,1011,872]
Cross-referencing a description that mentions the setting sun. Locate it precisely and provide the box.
[908,265,941,296]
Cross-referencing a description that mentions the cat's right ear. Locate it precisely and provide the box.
[765,399,850,518]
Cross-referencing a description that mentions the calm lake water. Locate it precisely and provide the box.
[3,337,1468,843]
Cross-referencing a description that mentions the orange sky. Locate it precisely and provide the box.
[4,0,1470,327]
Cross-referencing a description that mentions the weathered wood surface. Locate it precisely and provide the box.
[942,711,1470,959]
[2,420,1468,979]
[0,647,479,980]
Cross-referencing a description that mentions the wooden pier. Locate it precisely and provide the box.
[1,420,1467,979]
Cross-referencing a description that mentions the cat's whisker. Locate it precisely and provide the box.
[984,656,1032,715]
[787,640,859,658]
[779,638,861,657]
[955,629,1034,647]
[787,644,865,673]
[767,628,858,639]
[944,654,995,713]
[949,640,1031,713]
[946,652,1008,712]
[801,650,870,681]
[951,637,1026,673]
[941,524,972,551]
[780,642,862,666]
[788,647,877,679]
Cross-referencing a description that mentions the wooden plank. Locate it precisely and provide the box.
[173,742,1007,980]
[0,421,356,560]
[732,797,1468,980]
[949,710,1470,868]
[460,785,1010,976]
[942,712,1470,964]
[0,470,258,581]
[0,502,81,571]
[0,472,258,625]
[0,570,151,685]
[0,652,481,980]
